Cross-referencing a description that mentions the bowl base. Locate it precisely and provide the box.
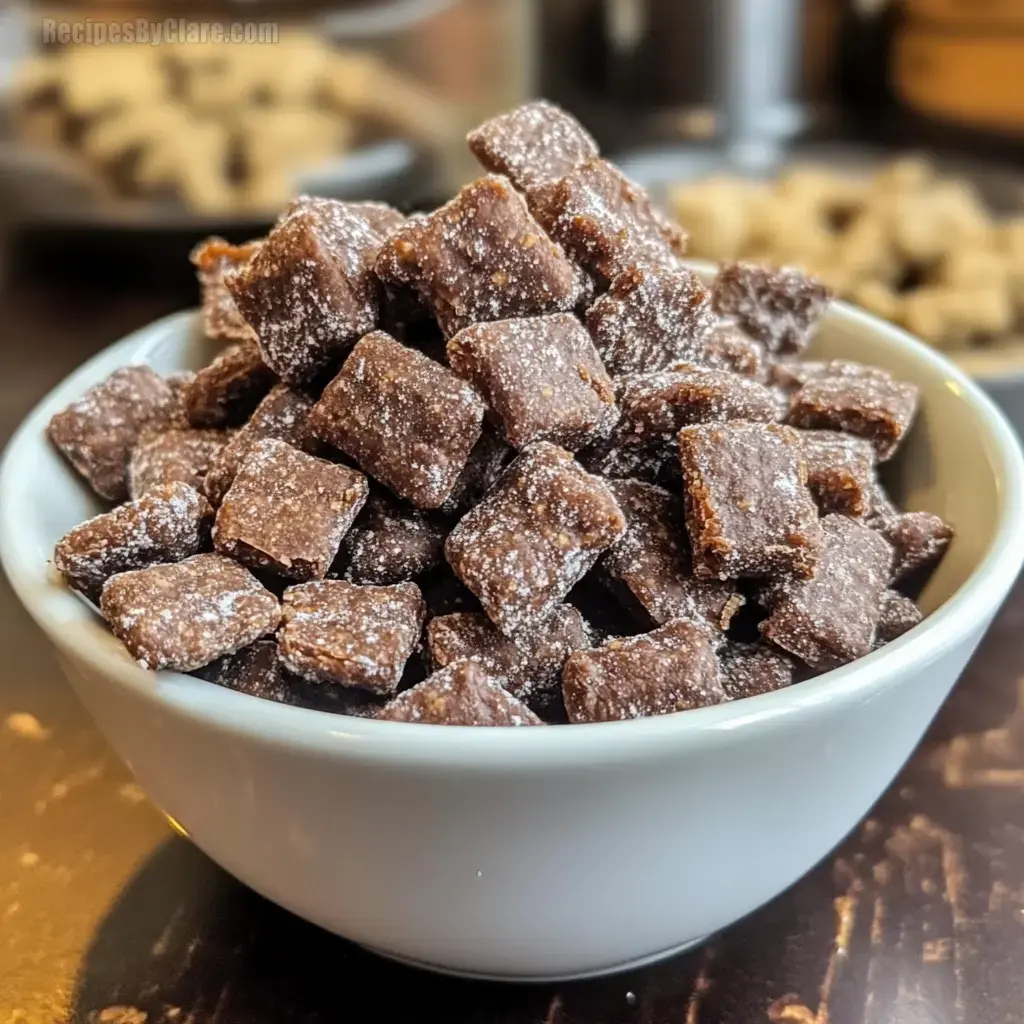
[360,935,710,983]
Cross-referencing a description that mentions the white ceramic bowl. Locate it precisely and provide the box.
[3,302,1024,982]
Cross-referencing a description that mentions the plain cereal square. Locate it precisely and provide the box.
[601,479,744,639]
[562,619,724,723]
[129,427,230,498]
[226,197,395,385]
[190,236,262,343]
[585,265,716,376]
[447,313,618,451]
[99,553,280,672]
[374,175,581,338]
[679,422,823,580]
[760,514,893,669]
[310,331,486,509]
[47,366,181,501]
[54,481,213,601]
[214,438,368,582]
[378,659,542,726]
[445,442,626,636]
[279,579,426,693]
[712,262,831,356]
[182,342,277,428]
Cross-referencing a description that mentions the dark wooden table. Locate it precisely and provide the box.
[3,279,1024,1024]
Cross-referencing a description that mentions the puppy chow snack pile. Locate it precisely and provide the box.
[48,101,953,727]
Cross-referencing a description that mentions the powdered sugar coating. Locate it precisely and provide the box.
[800,430,877,516]
[203,385,316,506]
[227,197,397,385]
[445,442,626,636]
[129,427,230,498]
[601,479,743,639]
[214,437,368,581]
[189,236,262,343]
[310,331,486,509]
[701,323,768,380]
[679,422,824,580]
[279,579,426,693]
[182,342,276,428]
[467,100,599,202]
[47,366,181,501]
[440,430,511,514]
[760,514,893,669]
[378,659,542,726]
[878,511,953,583]
[719,642,795,700]
[562,618,724,723]
[427,605,591,707]
[875,590,923,645]
[585,266,715,376]
[772,358,889,393]
[54,481,213,601]
[712,262,831,356]
[541,158,687,285]
[788,372,919,461]
[99,553,280,672]
[447,313,618,451]
[375,176,581,338]
[341,491,448,585]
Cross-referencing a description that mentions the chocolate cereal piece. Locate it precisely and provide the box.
[378,659,542,726]
[445,442,626,636]
[214,438,368,582]
[719,642,795,700]
[562,618,724,723]
[203,385,316,506]
[712,262,831,355]
[129,427,230,498]
[701,323,768,380]
[800,430,876,516]
[760,514,893,669]
[196,637,301,706]
[427,604,590,707]
[54,481,213,601]
[440,430,511,513]
[341,491,448,585]
[227,197,395,385]
[542,158,687,285]
[878,511,953,583]
[182,342,276,428]
[279,579,425,693]
[190,236,262,343]
[447,313,618,450]
[678,422,823,580]
[48,366,181,501]
[375,175,580,338]
[601,479,743,638]
[788,371,919,461]
[875,590,923,644]
[99,553,280,672]
[467,100,598,204]
[585,265,715,376]
[310,331,486,509]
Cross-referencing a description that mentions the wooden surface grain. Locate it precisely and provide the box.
[2,280,1023,1024]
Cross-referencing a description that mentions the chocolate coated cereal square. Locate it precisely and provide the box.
[878,511,953,583]
[678,422,823,580]
[875,590,923,644]
[227,197,395,385]
[760,514,893,669]
[375,176,581,338]
[445,442,626,636]
[54,481,213,601]
[99,553,280,672]
[447,313,618,450]
[800,430,876,516]
[788,372,919,461]
[196,637,302,706]
[190,236,261,343]
[279,579,425,693]
[712,262,831,356]
[562,618,724,723]
[129,427,230,498]
[310,331,486,509]
[378,659,542,726]
[427,604,591,707]
[48,366,181,501]
[585,265,715,376]
[700,323,769,380]
[601,479,743,638]
[719,642,795,700]
[440,430,511,514]
[182,342,276,428]
[214,438,368,581]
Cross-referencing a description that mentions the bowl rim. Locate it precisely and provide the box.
[3,300,1024,769]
